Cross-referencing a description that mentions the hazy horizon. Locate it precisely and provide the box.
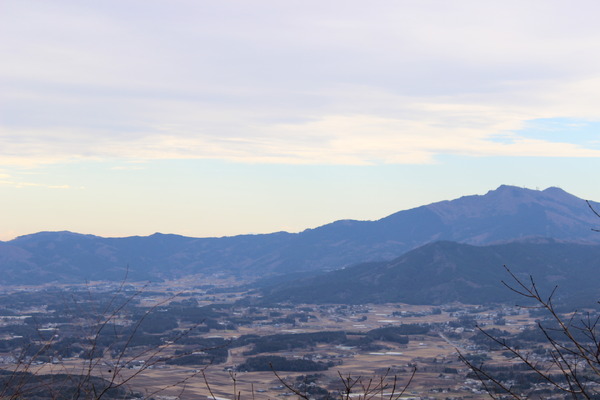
[1,184,595,241]
[3,1,600,241]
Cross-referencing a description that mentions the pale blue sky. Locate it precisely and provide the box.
[2,1,600,240]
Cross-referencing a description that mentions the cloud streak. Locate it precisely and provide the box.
[0,178,70,189]
[2,1,600,166]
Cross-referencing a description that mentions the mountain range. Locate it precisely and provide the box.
[0,185,599,286]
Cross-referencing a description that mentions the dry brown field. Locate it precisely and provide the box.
[0,278,540,399]
[1,300,537,399]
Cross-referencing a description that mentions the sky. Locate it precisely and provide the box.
[2,1,600,241]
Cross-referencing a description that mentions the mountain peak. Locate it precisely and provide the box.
[440,185,584,211]
[419,184,600,245]
[542,186,579,201]
[486,184,541,197]
[492,184,523,192]
[12,230,91,243]
[487,185,576,202]
[543,186,566,194]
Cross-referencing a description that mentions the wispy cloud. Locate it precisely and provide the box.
[110,165,146,171]
[2,1,600,166]
[0,173,70,189]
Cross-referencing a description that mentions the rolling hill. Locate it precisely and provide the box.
[257,239,600,306]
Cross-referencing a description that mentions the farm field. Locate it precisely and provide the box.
[0,280,540,399]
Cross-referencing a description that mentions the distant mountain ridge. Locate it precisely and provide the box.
[0,185,598,284]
